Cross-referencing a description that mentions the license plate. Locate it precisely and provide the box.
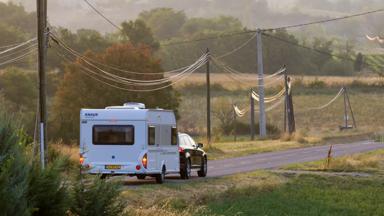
[105,165,121,170]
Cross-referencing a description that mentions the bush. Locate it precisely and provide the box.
[307,78,326,89]
[234,121,280,136]
[321,59,354,76]
[71,177,126,216]
[0,112,31,215]
[28,159,71,216]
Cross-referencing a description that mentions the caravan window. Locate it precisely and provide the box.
[148,126,155,145]
[93,125,134,145]
[171,127,177,145]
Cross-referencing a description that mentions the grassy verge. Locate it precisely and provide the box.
[206,174,384,216]
[121,148,384,216]
[283,149,384,174]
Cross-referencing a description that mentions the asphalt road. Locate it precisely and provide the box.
[122,140,383,185]
[207,140,384,177]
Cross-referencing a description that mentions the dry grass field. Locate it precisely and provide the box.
[176,75,384,141]
[174,73,384,90]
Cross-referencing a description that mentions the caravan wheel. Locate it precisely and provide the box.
[156,166,166,184]
[137,175,146,180]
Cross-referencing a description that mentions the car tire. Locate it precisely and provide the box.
[198,157,207,177]
[156,166,166,184]
[136,175,146,180]
[180,158,191,179]
[100,174,108,179]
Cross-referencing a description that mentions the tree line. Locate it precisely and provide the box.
[0,3,375,142]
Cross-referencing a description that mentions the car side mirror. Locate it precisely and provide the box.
[197,143,204,148]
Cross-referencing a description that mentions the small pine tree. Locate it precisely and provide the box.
[70,177,126,216]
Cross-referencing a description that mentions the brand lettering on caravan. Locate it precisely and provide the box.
[85,113,98,118]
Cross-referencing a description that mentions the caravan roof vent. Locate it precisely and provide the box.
[123,102,146,109]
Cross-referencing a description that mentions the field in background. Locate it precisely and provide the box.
[174,74,384,90]
[176,75,384,141]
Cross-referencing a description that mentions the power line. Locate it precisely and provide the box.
[53,45,207,92]
[0,48,37,67]
[261,32,384,72]
[264,8,384,31]
[78,1,384,48]
[82,0,122,31]
[155,8,384,47]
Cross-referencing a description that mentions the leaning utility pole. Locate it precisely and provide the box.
[206,48,211,145]
[256,29,267,138]
[37,0,48,169]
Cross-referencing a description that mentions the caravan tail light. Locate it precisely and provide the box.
[79,154,84,165]
[178,147,184,153]
[142,154,148,169]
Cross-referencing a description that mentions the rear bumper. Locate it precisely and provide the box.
[83,164,161,175]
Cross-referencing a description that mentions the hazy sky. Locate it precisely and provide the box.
[3,0,382,35]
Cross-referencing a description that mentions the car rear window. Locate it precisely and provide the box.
[93,125,134,145]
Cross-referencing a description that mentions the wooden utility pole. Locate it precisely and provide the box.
[37,0,48,169]
[284,69,295,134]
[250,88,255,140]
[256,29,267,138]
[206,48,211,145]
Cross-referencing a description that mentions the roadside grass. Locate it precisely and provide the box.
[283,149,384,174]
[205,139,314,160]
[121,162,384,215]
[206,174,384,216]
[121,147,384,216]
[121,171,286,216]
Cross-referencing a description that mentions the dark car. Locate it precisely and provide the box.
[178,133,207,179]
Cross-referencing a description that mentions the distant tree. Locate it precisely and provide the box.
[0,2,36,35]
[47,28,111,71]
[138,8,187,40]
[212,98,235,136]
[51,43,180,141]
[311,38,334,72]
[0,67,37,109]
[0,22,25,47]
[354,52,364,72]
[121,20,159,50]
[180,16,243,36]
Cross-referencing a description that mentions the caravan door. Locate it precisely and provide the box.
[147,125,160,172]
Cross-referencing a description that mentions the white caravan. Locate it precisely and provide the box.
[79,103,179,183]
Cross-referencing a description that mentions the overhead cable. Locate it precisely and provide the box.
[0,38,37,55]
[54,47,207,91]
[0,48,37,67]
[157,9,384,48]
[263,8,384,31]
[252,88,286,103]
[82,0,122,31]
[55,42,208,85]
[50,33,198,76]
[233,105,249,118]
[366,35,384,44]
[261,32,384,71]
[0,43,38,60]
[302,88,344,111]
[215,32,257,59]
